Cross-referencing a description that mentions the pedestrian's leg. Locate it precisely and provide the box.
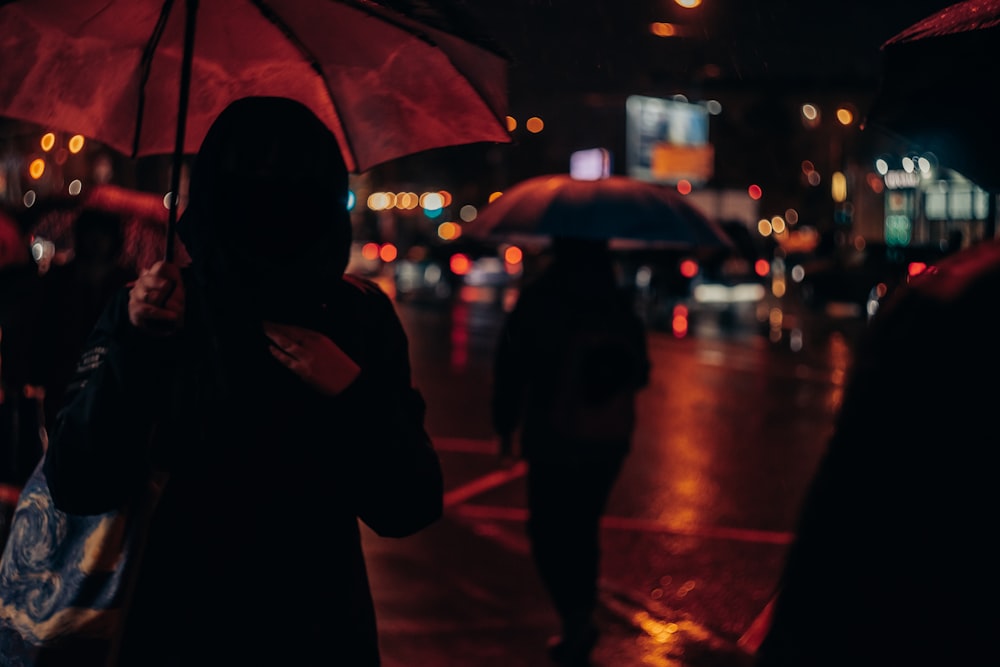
[527,452,624,665]
[526,459,576,622]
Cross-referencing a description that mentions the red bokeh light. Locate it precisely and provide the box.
[450,253,471,275]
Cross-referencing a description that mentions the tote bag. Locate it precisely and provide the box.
[0,457,165,667]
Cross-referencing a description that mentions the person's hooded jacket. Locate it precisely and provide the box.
[43,97,444,666]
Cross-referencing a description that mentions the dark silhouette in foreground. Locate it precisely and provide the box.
[39,97,444,666]
[755,237,1000,666]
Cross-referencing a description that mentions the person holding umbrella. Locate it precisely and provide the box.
[491,236,651,666]
[41,96,444,666]
[754,3,1000,664]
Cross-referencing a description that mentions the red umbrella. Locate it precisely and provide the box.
[0,0,511,259]
[865,0,1000,192]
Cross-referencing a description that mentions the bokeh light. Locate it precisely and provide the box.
[28,159,45,179]
[68,135,85,153]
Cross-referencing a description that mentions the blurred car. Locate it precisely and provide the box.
[690,220,774,307]
[392,239,520,302]
[793,242,951,319]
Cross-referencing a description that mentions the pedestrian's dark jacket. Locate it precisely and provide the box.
[42,97,444,666]
[492,244,650,459]
[754,237,1000,667]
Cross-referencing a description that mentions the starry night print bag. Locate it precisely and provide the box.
[0,456,166,667]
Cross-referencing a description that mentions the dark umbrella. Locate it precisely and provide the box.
[0,0,511,260]
[864,0,1000,193]
[463,174,733,253]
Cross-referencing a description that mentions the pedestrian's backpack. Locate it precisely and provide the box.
[548,308,647,441]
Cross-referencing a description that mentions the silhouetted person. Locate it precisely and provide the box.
[0,205,43,492]
[754,238,1000,667]
[42,96,444,666]
[491,236,650,666]
[33,208,136,432]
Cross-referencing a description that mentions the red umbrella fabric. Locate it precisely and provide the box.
[464,174,734,252]
[865,0,1000,191]
[0,0,510,174]
[0,0,511,260]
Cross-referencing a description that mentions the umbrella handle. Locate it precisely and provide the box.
[165,0,198,263]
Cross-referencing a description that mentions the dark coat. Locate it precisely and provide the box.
[755,238,1000,667]
[44,97,443,665]
[492,250,650,459]
[43,268,443,666]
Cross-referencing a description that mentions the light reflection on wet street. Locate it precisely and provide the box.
[365,283,867,666]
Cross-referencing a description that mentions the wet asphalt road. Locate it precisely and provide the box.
[362,284,868,667]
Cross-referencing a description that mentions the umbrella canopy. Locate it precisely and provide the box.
[464,174,733,252]
[864,0,1000,192]
[0,0,510,174]
[0,0,511,259]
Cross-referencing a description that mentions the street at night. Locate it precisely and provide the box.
[2,1,998,665]
[364,285,864,666]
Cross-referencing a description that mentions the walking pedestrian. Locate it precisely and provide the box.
[491,236,651,666]
[41,96,444,666]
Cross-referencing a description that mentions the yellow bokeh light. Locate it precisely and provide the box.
[772,278,786,298]
[757,218,773,236]
[68,135,85,153]
[40,133,56,152]
[29,159,46,180]
[397,192,418,210]
[836,108,854,126]
[771,216,786,234]
[650,22,677,37]
[488,191,503,203]
[525,117,544,133]
[437,221,461,241]
[505,116,517,132]
[367,192,390,211]
[831,171,847,203]
[674,0,702,7]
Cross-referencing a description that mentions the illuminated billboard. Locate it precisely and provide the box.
[626,95,713,185]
